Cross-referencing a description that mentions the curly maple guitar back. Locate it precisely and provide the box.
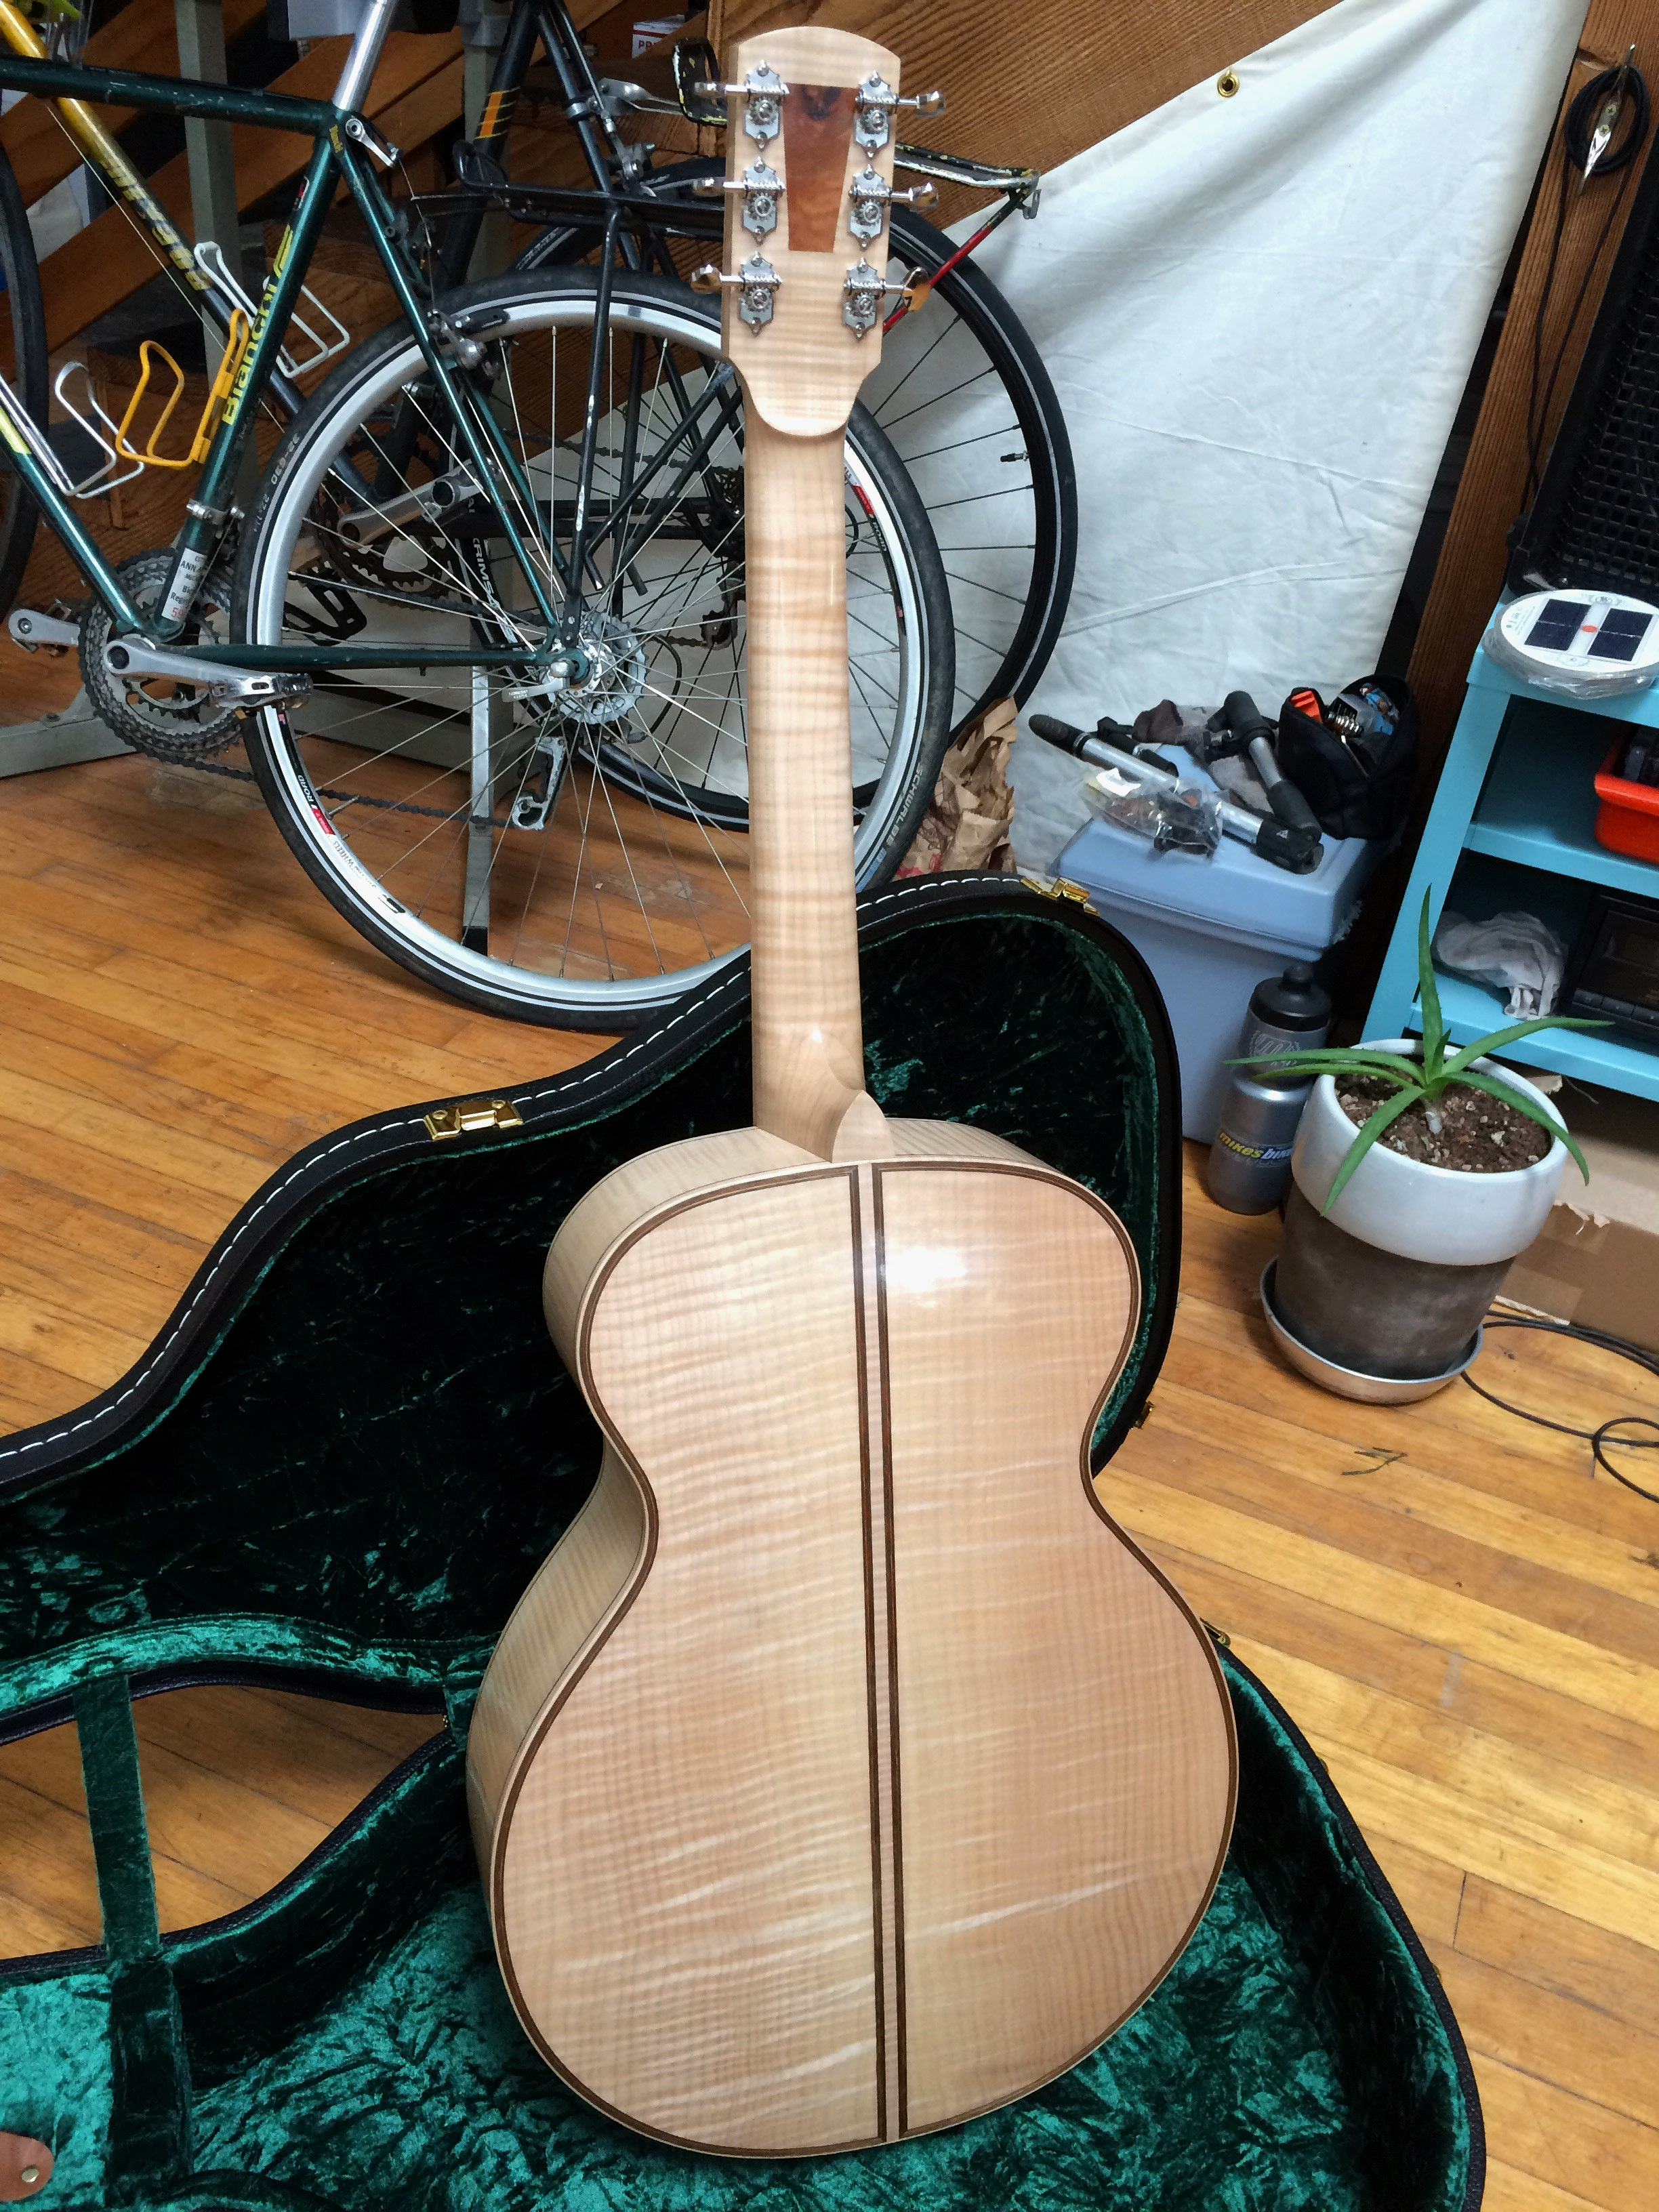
[467,26,1236,2158]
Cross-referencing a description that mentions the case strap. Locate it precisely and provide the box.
[73,1675,192,2196]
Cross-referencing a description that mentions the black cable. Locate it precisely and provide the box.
[1461,1313,1659,1504]
[1523,60,1652,505]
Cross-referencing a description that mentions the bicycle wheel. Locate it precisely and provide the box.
[515,178,1076,733]
[0,142,46,619]
[233,268,952,1029]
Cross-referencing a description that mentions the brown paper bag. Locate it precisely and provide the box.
[897,697,1019,876]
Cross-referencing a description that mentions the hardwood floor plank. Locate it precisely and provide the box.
[1162,1298,1659,1545]
[0,1730,98,1952]
[1474,2055,1659,2207]
[0,1278,149,1395]
[1454,1881,1659,2042]
[1349,1829,1467,1948]
[1298,1740,1659,1952]
[1428,1944,1659,2134]
[1153,1542,1659,1801]
[1100,1467,1659,1731]
[0,1168,205,1288]
[1229,1641,1659,1876]
[0,1065,290,1207]
[0,1890,90,1961]
[133,1687,442,1828]
[1152,1353,1659,1585]
[1483,2162,1631,2212]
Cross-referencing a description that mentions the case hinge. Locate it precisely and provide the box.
[424,1097,525,1141]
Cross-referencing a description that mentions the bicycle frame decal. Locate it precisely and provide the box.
[220,213,303,432]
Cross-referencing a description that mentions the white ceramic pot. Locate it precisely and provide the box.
[1289,1040,1568,1267]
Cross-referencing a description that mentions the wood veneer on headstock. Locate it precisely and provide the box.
[467,27,1237,2158]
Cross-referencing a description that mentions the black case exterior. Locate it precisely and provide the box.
[0,878,1481,2212]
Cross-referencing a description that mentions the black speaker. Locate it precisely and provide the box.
[1509,134,1659,599]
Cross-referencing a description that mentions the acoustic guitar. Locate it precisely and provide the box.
[466,26,1237,2159]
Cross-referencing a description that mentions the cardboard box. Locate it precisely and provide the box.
[1503,1083,1659,1353]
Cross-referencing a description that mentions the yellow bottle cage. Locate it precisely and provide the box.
[113,310,251,472]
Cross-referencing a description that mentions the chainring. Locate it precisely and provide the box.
[79,549,242,762]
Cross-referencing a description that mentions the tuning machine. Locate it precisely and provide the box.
[693,62,789,145]
[847,166,939,243]
[843,260,924,337]
[853,73,945,152]
[690,253,782,329]
[691,159,785,239]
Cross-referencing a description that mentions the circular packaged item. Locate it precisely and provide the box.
[1483,588,1659,697]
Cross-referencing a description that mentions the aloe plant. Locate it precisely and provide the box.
[1237,892,1604,1214]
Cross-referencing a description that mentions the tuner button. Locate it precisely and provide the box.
[903,89,947,117]
[689,263,722,293]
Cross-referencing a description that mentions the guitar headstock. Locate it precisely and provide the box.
[691,29,943,436]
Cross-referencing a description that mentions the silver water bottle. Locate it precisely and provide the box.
[1206,963,1332,1214]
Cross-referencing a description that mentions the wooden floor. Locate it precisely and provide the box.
[1,724,1656,2208]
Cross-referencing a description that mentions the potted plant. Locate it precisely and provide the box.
[1248,894,1602,1401]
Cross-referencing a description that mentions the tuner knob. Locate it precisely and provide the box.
[853,75,947,150]
[693,64,789,146]
[689,253,781,329]
[691,161,785,238]
[848,166,939,242]
[843,260,923,338]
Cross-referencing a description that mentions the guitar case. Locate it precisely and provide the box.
[0,876,1481,2211]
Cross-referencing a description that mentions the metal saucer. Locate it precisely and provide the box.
[1258,1259,1482,1406]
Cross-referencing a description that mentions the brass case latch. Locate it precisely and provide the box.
[424,1097,526,1141]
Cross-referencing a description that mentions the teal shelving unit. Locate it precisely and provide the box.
[1361,629,1659,1103]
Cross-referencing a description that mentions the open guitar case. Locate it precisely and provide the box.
[0,875,1481,2211]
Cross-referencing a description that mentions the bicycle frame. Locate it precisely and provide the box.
[0,0,1040,678]
[0,0,562,672]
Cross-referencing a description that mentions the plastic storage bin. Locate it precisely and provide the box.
[1593,737,1659,862]
[1056,806,1376,1140]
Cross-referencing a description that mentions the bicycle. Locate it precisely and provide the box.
[0,1,1068,1027]
[441,12,1076,742]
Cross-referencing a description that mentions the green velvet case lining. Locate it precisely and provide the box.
[0,881,1482,2211]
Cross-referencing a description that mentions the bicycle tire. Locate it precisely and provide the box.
[514,169,1076,733]
[0,141,46,619]
[233,267,953,1030]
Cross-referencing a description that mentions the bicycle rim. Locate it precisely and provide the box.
[236,272,949,1027]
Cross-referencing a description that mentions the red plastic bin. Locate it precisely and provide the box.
[1593,737,1659,863]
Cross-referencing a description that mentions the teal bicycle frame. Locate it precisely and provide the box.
[0,0,565,674]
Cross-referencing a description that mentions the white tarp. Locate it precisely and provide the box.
[967,0,1586,724]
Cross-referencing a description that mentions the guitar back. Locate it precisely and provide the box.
[470,1122,1233,2155]
[468,24,1235,2157]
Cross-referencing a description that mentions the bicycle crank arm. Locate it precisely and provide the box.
[104,637,314,710]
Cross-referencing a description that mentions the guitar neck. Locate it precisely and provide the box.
[721,26,905,1165]
[745,413,882,1161]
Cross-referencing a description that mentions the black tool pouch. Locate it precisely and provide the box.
[1275,675,1418,842]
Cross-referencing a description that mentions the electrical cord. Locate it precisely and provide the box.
[1462,1313,1659,1504]
[1523,58,1652,506]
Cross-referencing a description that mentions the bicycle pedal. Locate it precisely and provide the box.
[211,672,314,714]
[7,608,81,655]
